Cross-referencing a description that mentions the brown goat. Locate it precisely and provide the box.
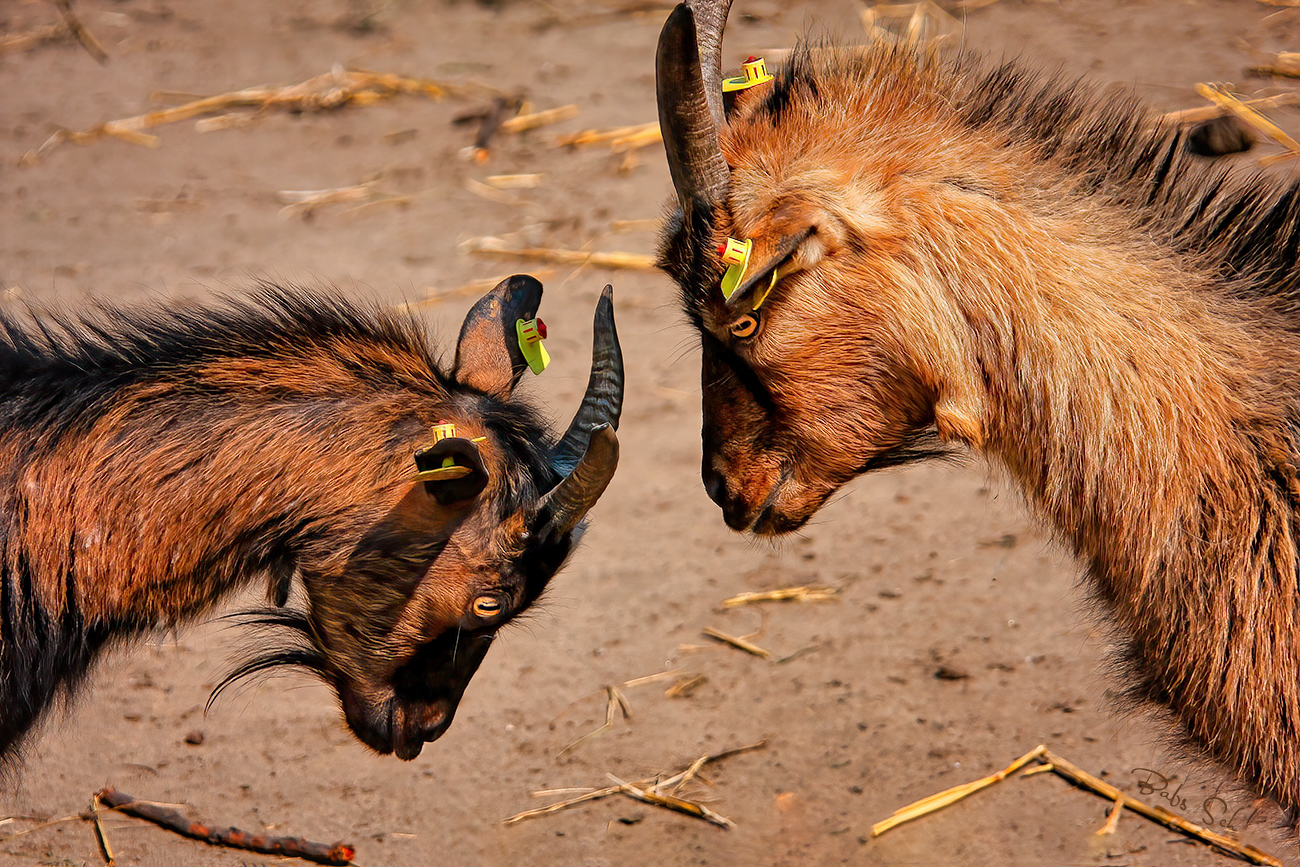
[0,276,622,765]
[657,1,1300,831]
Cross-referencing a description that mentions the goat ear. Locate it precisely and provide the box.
[414,437,489,505]
[454,275,544,399]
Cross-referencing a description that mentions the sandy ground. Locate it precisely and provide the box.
[2,1,1300,865]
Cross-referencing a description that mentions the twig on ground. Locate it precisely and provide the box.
[94,787,356,866]
[1040,749,1279,866]
[870,746,1281,867]
[721,586,841,607]
[90,793,115,866]
[607,774,735,828]
[502,741,766,826]
[0,22,71,56]
[1194,83,1300,164]
[871,744,1047,836]
[460,236,656,271]
[700,626,772,659]
[1160,93,1298,125]
[557,685,631,757]
[53,0,108,63]
[21,66,450,165]
[664,674,707,698]
[500,104,579,135]
[1096,794,1124,836]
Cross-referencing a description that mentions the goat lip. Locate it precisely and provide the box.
[393,738,425,761]
[751,505,810,536]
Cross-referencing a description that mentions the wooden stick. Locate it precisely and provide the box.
[90,794,115,866]
[557,685,630,757]
[499,105,579,135]
[607,775,735,828]
[461,237,656,271]
[1250,51,1300,78]
[701,626,773,659]
[664,754,711,796]
[556,122,658,148]
[1096,794,1124,836]
[0,810,99,842]
[871,745,1047,836]
[1195,83,1300,155]
[621,667,688,688]
[20,67,448,164]
[721,586,840,607]
[502,741,765,826]
[664,674,707,698]
[1161,93,1298,124]
[871,746,1280,866]
[0,21,70,56]
[1040,750,1280,867]
[94,788,356,865]
[53,0,108,64]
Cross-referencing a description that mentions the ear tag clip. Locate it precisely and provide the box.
[718,237,752,301]
[751,268,781,310]
[414,422,487,482]
[516,317,550,375]
[722,56,774,93]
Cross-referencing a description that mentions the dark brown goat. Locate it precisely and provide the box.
[0,276,622,764]
[657,0,1300,831]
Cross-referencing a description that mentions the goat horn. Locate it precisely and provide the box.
[536,424,619,540]
[686,0,733,129]
[657,2,732,214]
[551,284,623,477]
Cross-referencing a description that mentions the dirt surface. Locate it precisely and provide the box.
[2,1,1300,865]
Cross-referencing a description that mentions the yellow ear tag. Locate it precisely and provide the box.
[414,464,473,482]
[718,237,752,301]
[516,317,550,375]
[413,423,489,482]
[751,267,781,310]
[722,56,774,92]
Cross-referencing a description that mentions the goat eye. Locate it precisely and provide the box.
[470,595,504,619]
[729,313,760,339]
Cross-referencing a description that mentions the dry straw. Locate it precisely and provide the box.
[21,66,451,165]
[502,741,766,828]
[871,744,1281,866]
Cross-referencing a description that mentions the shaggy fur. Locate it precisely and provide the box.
[660,42,1300,827]
[0,287,579,763]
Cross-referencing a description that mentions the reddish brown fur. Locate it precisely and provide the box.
[0,286,617,763]
[660,43,1300,826]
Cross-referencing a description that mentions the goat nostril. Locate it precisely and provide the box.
[703,469,728,508]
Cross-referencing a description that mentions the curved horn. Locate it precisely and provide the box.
[536,424,619,540]
[551,284,624,477]
[687,0,733,129]
[657,2,732,214]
